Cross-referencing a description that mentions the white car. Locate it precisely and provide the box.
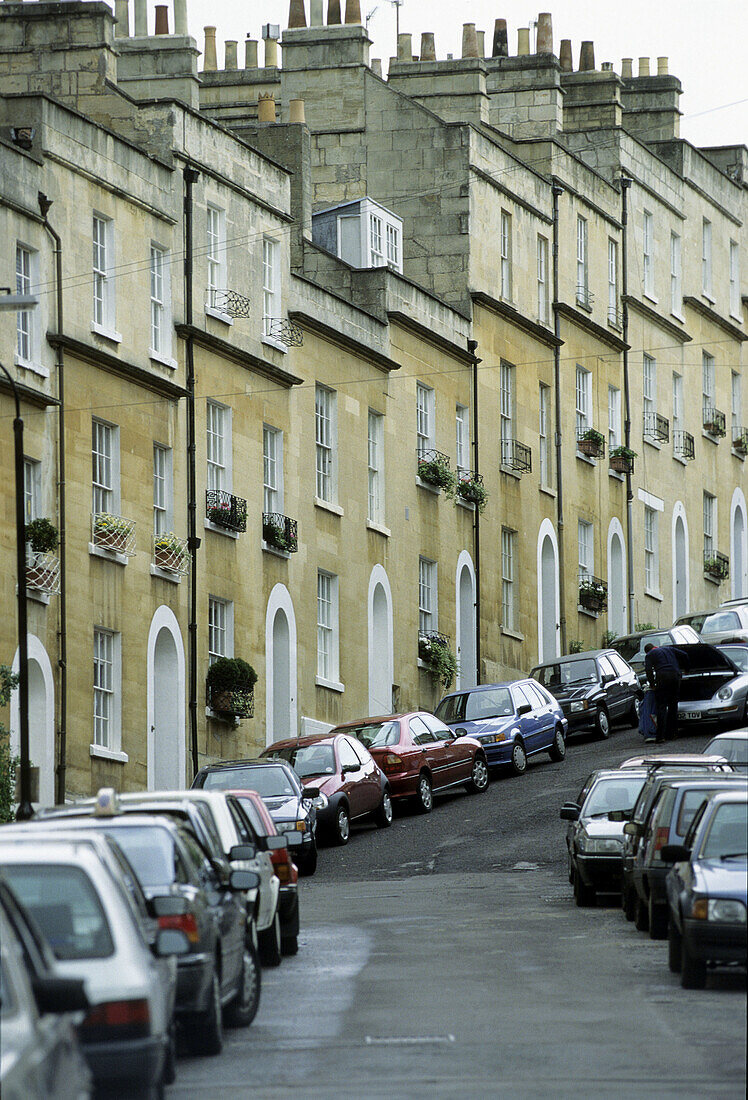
[703,728,748,772]
[700,603,748,646]
[0,833,184,1098]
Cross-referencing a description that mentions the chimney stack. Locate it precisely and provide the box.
[638,57,650,76]
[462,24,479,59]
[134,0,147,36]
[289,0,307,29]
[174,0,188,36]
[397,33,413,62]
[245,37,258,68]
[559,39,573,71]
[420,32,436,61]
[289,98,306,122]
[621,57,633,78]
[657,56,668,75]
[154,6,168,35]
[517,27,530,56]
[203,26,217,71]
[492,19,508,58]
[114,0,129,38]
[310,0,324,25]
[258,93,276,122]
[327,1,341,24]
[225,40,238,69]
[345,0,361,24]
[476,30,485,58]
[371,58,382,76]
[265,36,279,67]
[578,41,595,71]
[536,12,552,54]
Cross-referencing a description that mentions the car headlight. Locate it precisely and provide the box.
[717,686,734,701]
[706,898,747,922]
[570,700,588,712]
[310,794,328,811]
[579,833,623,854]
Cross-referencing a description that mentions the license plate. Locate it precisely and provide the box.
[684,711,701,719]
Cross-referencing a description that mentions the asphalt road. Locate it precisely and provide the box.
[170,722,747,1098]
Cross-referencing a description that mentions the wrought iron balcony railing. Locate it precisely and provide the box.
[673,430,695,461]
[576,428,605,459]
[153,532,190,576]
[206,489,247,533]
[91,513,136,556]
[578,574,608,613]
[26,551,61,596]
[455,471,487,509]
[501,438,532,473]
[703,550,729,582]
[576,284,595,309]
[733,427,748,456]
[264,317,304,347]
[262,512,298,553]
[205,288,251,317]
[607,305,622,329]
[417,448,453,490]
[643,411,670,444]
[703,407,726,438]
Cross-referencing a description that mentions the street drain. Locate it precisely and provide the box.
[365,1035,455,1046]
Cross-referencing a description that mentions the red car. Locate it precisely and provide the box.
[330,711,489,812]
[261,733,393,845]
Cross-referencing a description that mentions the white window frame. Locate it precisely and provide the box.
[369,214,384,265]
[578,520,593,578]
[262,236,281,338]
[93,627,121,752]
[538,383,551,488]
[149,243,172,362]
[92,213,117,337]
[537,234,549,323]
[500,211,512,300]
[418,557,437,635]
[206,204,226,304]
[315,384,337,503]
[607,238,618,325]
[703,492,716,558]
[367,410,384,524]
[153,443,173,535]
[672,372,683,437]
[702,352,715,421]
[455,403,469,478]
[643,354,656,420]
[643,210,654,299]
[732,371,742,440]
[206,400,231,493]
[386,223,400,269]
[500,362,514,465]
[263,425,283,515]
[208,596,234,664]
[729,241,740,319]
[92,418,119,516]
[702,218,713,298]
[416,382,435,458]
[608,386,621,452]
[575,365,591,436]
[644,506,659,593]
[576,215,588,304]
[316,570,340,686]
[501,528,516,632]
[23,457,41,525]
[670,232,682,317]
[15,243,41,369]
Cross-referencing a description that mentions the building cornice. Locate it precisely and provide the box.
[682,296,747,342]
[471,291,563,348]
[387,311,475,364]
[47,333,188,399]
[623,295,692,343]
[469,164,552,225]
[175,324,303,386]
[554,301,628,352]
[289,311,400,373]
[0,375,59,408]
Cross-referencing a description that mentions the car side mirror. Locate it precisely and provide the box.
[517,703,532,716]
[341,764,360,774]
[661,844,690,863]
[284,830,303,848]
[601,674,615,685]
[154,928,190,957]
[32,975,89,1015]
[264,835,286,851]
[229,869,260,892]
[302,787,320,800]
[229,843,257,861]
[148,895,188,918]
[560,804,580,821]
[623,821,641,837]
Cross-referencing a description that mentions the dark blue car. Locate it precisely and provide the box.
[435,680,568,775]
[663,790,748,988]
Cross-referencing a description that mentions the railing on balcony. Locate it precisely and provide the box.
[417,448,453,490]
[455,471,486,509]
[673,430,695,461]
[264,318,304,347]
[643,411,670,444]
[578,574,608,613]
[26,551,61,596]
[576,427,605,460]
[703,550,729,582]
[205,489,247,533]
[91,513,136,556]
[703,407,726,438]
[262,512,299,553]
[205,288,251,318]
[576,284,595,310]
[501,438,532,473]
[733,427,748,456]
[152,533,190,576]
[607,305,622,329]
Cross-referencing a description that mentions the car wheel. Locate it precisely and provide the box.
[548,727,566,762]
[622,881,637,922]
[375,788,394,827]
[281,933,298,956]
[510,740,527,776]
[466,754,489,793]
[414,772,433,814]
[634,894,650,932]
[573,868,595,907]
[628,696,641,726]
[259,911,282,968]
[333,802,350,844]
[680,939,707,989]
[595,707,610,740]
[648,896,668,940]
[296,840,317,877]
[163,1020,177,1085]
[668,920,682,973]
[189,967,223,1056]
[224,946,261,1028]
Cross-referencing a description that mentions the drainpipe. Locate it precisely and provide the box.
[620,175,635,631]
[468,338,482,684]
[39,194,67,805]
[183,166,200,779]
[551,179,567,655]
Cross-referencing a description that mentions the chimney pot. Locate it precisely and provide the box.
[288,1,307,29]
[492,18,508,58]
[638,56,650,76]
[225,40,238,70]
[203,26,217,71]
[174,0,188,36]
[245,38,258,68]
[154,4,168,35]
[134,0,147,36]
[559,38,573,71]
[114,0,129,38]
[476,30,485,58]
[601,61,613,72]
[420,32,436,62]
[517,27,530,56]
[397,33,413,62]
[257,93,276,123]
[327,0,342,24]
[265,37,279,67]
[462,24,479,59]
[621,57,633,78]
[345,0,362,24]
[310,0,324,26]
[371,58,382,77]
[446,53,453,60]
[579,40,595,71]
[289,98,306,122]
[536,12,553,54]
[657,56,668,75]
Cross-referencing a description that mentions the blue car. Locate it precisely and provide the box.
[663,789,748,988]
[434,680,568,775]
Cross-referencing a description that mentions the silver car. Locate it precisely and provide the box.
[0,832,184,1098]
[699,603,748,646]
[676,644,748,730]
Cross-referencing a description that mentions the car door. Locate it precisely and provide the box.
[423,713,468,784]
[337,736,368,819]
[347,738,381,813]
[197,850,244,999]
[409,716,445,789]
[511,683,542,753]
[598,654,624,718]
[609,652,638,712]
[524,682,556,748]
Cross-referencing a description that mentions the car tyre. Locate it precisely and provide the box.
[281,933,298,956]
[375,788,394,827]
[414,772,433,814]
[548,727,566,762]
[296,840,317,877]
[163,1020,177,1085]
[259,911,282,968]
[628,696,641,726]
[680,939,707,989]
[594,707,610,740]
[668,920,682,973]
[648,896,668,940]
[634,894,650,932]
[510,740,527,776]
[224,946,261,1027]
[573,868,596,907]
[333,801,350,844]
[466,754,489,793]
[189,968,223,1056]
[622,881,637,922]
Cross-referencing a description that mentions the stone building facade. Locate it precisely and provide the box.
[0,1,745,803]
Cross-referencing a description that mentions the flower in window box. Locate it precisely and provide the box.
[418,634,459,689]
[417,454,456,493]
[609,445,636,475]
[206,657,258,719]
[154,533,189,572]
[208,501,233,526]
[93,514,131,552]
[456,474,488,513]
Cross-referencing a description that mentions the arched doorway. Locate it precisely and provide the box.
[147,606,186,790]
[672,505,689,619]
[455,551,477,689]
[11,636,55,807]
[731,488,747,599]
[537,520,560,662]
[607,520,627,638]
[367,565,394,715]
[265,584,298,745]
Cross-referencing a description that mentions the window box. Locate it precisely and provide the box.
[703,552,729,582]
[153,533,190,576]
[578,575,608,613]
[643,412,670,444]
[205,490,247,533]
[417,630,458,690]
[206,657,257,720]
[26,552,60,596]
[703,408,726,438]
[455,472,487,512]
[262,512,298,553]
[732,428,748,457]
[417,449,456,493]
[608,446,636,475]
[92,513,136,556]
[673,430,695,461]
[576,428,605,460]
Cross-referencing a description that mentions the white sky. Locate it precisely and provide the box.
[133,1,746,148]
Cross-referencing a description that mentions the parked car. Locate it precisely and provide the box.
[227,789,301,956]
[0,878,92,1100]
[0,832,185,1097]
[531,649,640,739]
[18,812,261,1049]
[560,769,649,906]
[435,680,568,775]
[619,753,732,770]
[698,604,748,646]
[717,643,748,674]
[703,729,748,772]
[664,790,748,988]
[673,610,711,633]
[329,711,489,813]
[193,759,319,876]
[675,644,748,730]
[626,775,748,939]
[262,733,394,844]
[610,624,700,686]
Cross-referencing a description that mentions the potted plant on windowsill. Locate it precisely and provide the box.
[25,518,58,585]
[609,445,636,475]
[456,474,488,513]
[577,428,605,459]
[417,453,456,494]
[154,532,189,572]
[206,657,258,719]
[262,516,296,553]
[578,576,607,612]
[703,556,729,582]
[418,634,459,689]
[93,513,131,553]
[208,500,233,527]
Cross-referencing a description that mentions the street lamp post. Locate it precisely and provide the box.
[1,288,39,820]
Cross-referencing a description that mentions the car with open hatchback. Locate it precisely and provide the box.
[531,648,640,739]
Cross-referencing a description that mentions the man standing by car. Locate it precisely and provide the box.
[644,643,688,743]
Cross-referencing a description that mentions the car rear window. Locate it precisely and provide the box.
[613,633,671,661]
[434,695,465,724]
[276,744,336,777]
[704,738,748,765]
[702,611,741,632]
[700,803,748,859]
[584,776,647,816]
[464,688,513,720]
[204,765,296,798]
[4,864,114,960]
[99,825,178,889]
[676,790,721,837]
[719,648,748,673]
[534,660,597,688]
[348,722,400,749]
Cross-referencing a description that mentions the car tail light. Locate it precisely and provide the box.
[653,826,670,858]
[79,999,151,1042]
[381,754,404,772]
[158,912,200,944]
[271,848,293,884]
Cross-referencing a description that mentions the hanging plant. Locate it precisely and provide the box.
[25,517,59,553]
[418,453,456,494]
[456,474,488,513]
[418,634,459,689]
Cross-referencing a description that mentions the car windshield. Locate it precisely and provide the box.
[204,765,297,798]
[464,688,514,721]
[533,659,597,688]
[584,776,647,817]
[347,722,400,749]
[4,864,114,960]
[700,803,748,859]
[270,744,336,778]
[702,611,741,633]
[435,696,464,723]
[718,648,748,674]
[99,825,177,889]
[678,613,708,632]
[613,633,671,662]
[704,737,748,766]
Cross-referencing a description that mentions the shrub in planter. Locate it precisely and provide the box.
[206,657,258,718]
[417,455,456,494]
[704,556,729,581]
[154,533,189,571]
[263,518,295,552]
[25,518,59,554]
[418,635,459,689]
[609,445,636,474]
[577,428,605,458]
[456,476,488,513]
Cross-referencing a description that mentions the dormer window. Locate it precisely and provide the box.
[312,198,403,274]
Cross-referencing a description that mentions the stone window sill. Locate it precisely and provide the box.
[314,497,344,517]
[670,311,686,324]
[701,291,716,306]
[704,572,722,586]
[15,354,49,378]
[315,676,344,693]
[205,306,233,326]
[149,349,177,370]
[89,542,128,566]
[608,470,624,482]
[644,589,664,602]
[366,520,391,537]
[643,437,662,451]
[261,336,288,355]
[702,430,720,445]
[643,291,658,306]
[500,464,522,479]
[455,497,475,511]
[262,540,291,559]
[731,447,746,462]
[578,605,600,619]
[91,322,122,344]
[204,519,239,539]
[24,586,50,605]
[150,564,181,584]
[576,451,597,467]
[90,744,128,764]
[673,454,689,467]
[415,477,441,495]
[539,485,556,498]
[501,627,524,641]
